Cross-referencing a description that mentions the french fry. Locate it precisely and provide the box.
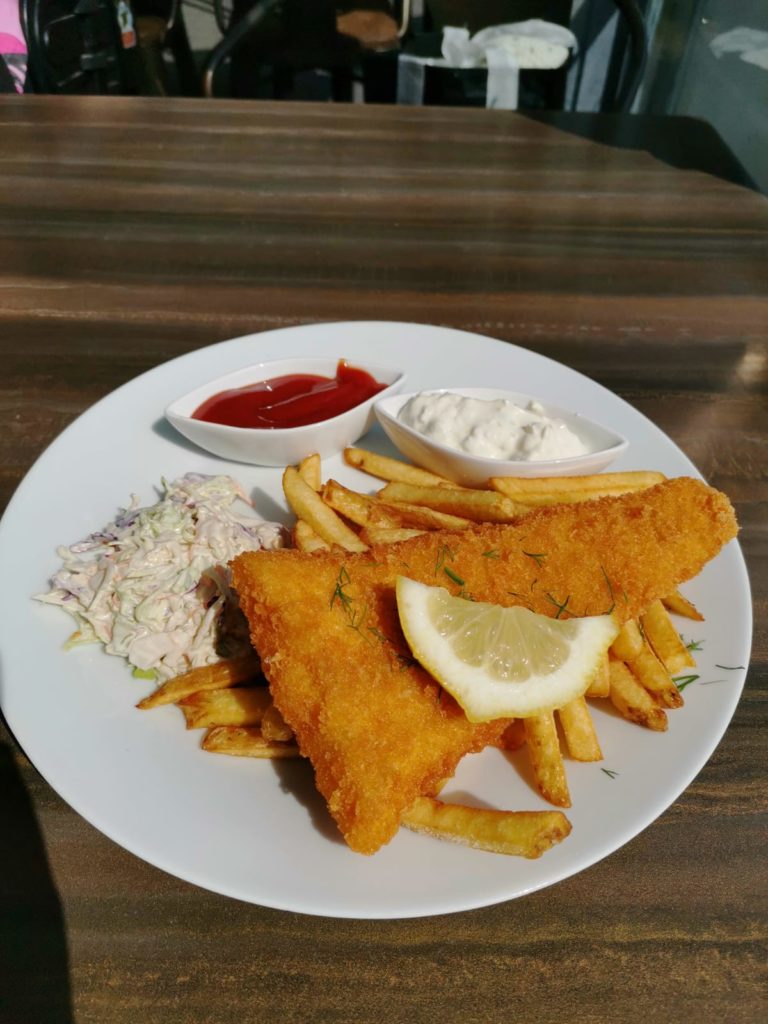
[557,697,602,761]
[523,712,571,808]
[344,447,459,487]
[641,599,696,675]
[401,796,571,858]
[202,726,300,759]
[177,686,272,730]
[359,525,426,545]
[608,658,668,731]
[610,619,644,662]
[283,466,368,552]
[321,479,398,529]
[626,640,684,709]
[136,654,261,710]
[662,590,704,621]
[376,482,528,523]
[297,453,322,491]
[292,519,330,552]
[375,501,472,531]
[586,652,610,698]
[489,470,665,506]
[260,703,294,743]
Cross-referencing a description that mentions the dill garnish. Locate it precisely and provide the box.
[545,592,571,619]
[330,566,353,613]
[367,626,416,668]
[330,566,371,643]
[674,674,699,691]
[434,542,458,576]
[443,567,465,587]
[715,664,744,671]
[685,637,704,652]
[599,564,615,615]
[482,550,500,559]
[601,768,619,779]
[523,551,546,567]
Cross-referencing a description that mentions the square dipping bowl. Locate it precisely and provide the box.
[166,358,405,466]
[374,388,628,487]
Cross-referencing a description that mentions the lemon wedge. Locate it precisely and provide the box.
[395,576,619,721]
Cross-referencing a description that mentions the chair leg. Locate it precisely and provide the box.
[166,9,201,96]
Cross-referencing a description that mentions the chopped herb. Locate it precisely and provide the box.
[482,550,500,559]
[685,637,704,652]
[523,551,546,567]
[674,674,699,691]
[599,564,615,615]
[443,566,465,587]
[434,542,458,576]
[368,626,415,668]
[330,567,372,643]
[601,768,619,779]
[330,566,353,612]
[715,664,745,671]
[545,592,571,619]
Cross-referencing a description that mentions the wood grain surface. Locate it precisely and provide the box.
[0,95,766,1024]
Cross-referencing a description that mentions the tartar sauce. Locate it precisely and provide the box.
[397,392,589,461]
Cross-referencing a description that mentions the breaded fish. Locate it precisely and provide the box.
[231,477,737,855]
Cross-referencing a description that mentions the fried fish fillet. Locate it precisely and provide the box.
[231,477,737,855]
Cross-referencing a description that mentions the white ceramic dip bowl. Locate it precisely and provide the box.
[166,358,405,466]
[374,388,628,487]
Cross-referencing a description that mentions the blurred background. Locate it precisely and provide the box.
[183,0,768,191]
[5,1,766,191]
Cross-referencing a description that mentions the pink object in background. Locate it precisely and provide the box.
[1,0,27,92]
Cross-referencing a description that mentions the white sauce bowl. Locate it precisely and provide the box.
[165,358,405,466]
[374,388,628,487]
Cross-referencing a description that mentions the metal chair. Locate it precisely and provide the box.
[406,0,648,113]
[203,0,405,100]
[21,0,133,93]
[21,0,199,95]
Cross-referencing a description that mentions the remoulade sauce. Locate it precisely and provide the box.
[192,361,386,430]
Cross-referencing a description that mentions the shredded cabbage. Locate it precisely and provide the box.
[36,474,284,681]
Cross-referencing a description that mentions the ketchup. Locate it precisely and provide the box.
[192,360,387,429]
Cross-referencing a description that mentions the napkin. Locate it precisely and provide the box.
[709,26,768,71]
[398,19,577,109]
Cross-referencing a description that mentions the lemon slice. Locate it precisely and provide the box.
[396,576,619,721]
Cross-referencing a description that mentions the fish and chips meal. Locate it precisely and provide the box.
[37,447,738,861]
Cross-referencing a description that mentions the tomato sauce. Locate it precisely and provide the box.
[192,360,387,429]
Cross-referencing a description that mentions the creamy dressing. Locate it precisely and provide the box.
[397,392,589,461]
[36,474,284,681]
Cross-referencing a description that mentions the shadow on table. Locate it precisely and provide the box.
[522,112,759,192]
[0,720,74,1024]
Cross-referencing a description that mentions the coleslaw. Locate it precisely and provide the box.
[36,473,284,681]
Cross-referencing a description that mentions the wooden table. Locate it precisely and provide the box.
[1,95,766,1024]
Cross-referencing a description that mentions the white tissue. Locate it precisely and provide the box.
[397,19,576,109]
[709,26,768,70]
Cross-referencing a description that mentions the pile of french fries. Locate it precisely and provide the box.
[136,447,702,857]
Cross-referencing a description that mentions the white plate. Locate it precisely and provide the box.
[0,322,751,920]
